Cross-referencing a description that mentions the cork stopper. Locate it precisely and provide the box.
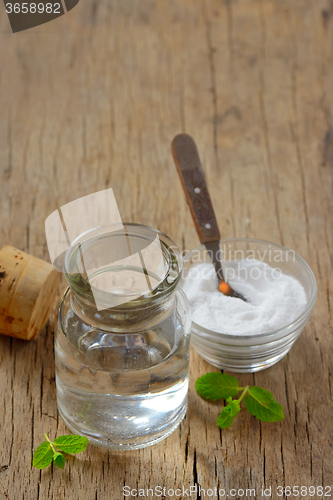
[0,245,59,340]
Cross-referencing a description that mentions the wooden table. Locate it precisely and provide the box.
[0,1,332,498]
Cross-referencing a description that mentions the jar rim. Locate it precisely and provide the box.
[64,222,183,309]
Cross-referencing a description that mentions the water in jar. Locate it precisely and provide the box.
[55,288,191,450]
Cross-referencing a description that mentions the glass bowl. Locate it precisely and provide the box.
[182,238,317,373]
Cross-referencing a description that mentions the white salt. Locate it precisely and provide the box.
[182,259,307,335]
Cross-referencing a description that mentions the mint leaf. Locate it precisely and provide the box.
[244,386,284,422]
[33,433,89,470]
[53,452,66,469]
[217,399,241,428]
[32,441,54,469]
[53,435,88,454]
[195,371,285,430]
[195,372,240,401]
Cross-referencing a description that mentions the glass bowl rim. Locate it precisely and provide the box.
[183,237,317,341]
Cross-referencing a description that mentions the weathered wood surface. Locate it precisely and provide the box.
[0,0,332,498]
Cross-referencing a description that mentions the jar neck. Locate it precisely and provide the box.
[70,287,177,333]
[63,224,183,332]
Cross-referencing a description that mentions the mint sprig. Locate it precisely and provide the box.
[196,372,284,429]
[33,433,88,469]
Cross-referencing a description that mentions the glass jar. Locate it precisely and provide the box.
[55,224,191,450]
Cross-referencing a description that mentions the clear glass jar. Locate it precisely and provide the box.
[55,224,191,450]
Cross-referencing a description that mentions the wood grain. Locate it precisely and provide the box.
[0,0,332,499]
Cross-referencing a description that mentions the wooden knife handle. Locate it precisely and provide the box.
[171,133,221,244]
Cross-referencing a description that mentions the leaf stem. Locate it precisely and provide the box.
[237,386,249,403]
[44,433,56,454]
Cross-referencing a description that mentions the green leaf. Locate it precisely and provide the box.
[195,372,240,401]
[53,435,88,454]
[217,399,241,428]
[244,386,285,422]
[53,452,66,469]
[33,441,54,469]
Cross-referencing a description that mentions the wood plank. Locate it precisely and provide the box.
[0,0,332,499]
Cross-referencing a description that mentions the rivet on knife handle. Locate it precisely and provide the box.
[171,133,220,244]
